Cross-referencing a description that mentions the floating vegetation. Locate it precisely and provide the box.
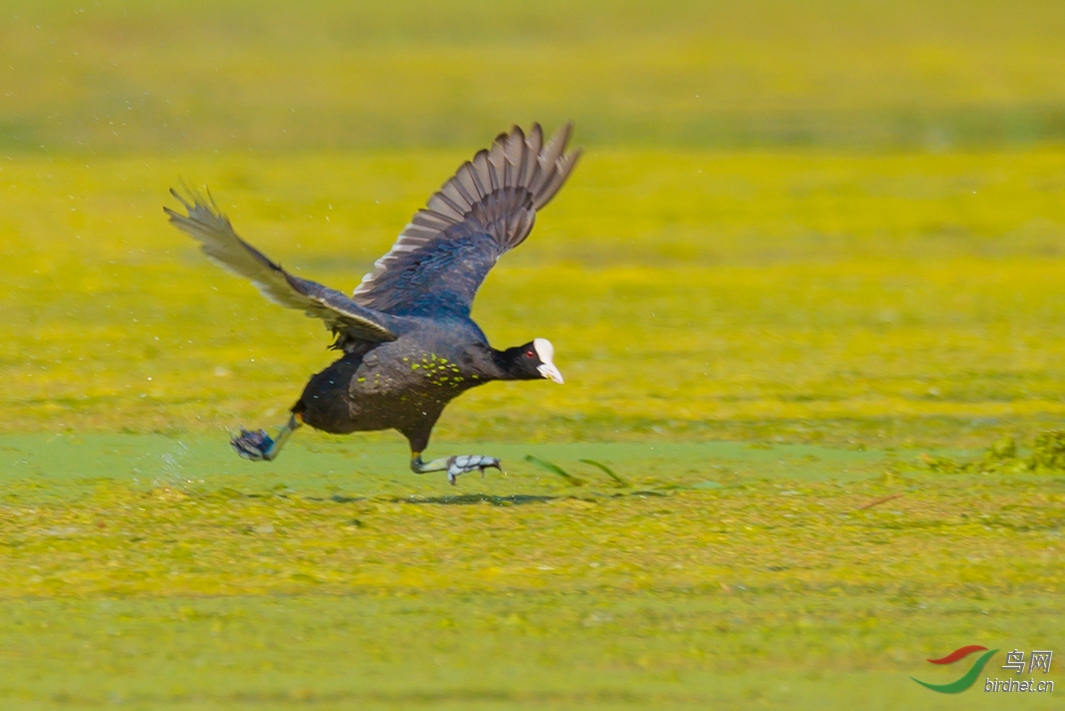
[524,455,584,486]
[5,147,1065,449]
[3,1,1065,703]
[523,455,632,488]
[921,431,1065,474]
[578,459,628,487]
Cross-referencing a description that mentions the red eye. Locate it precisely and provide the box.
[525,350,535,358]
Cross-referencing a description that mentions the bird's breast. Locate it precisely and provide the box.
[397,351,478,393]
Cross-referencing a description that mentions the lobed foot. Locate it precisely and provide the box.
[231,428,275,461]
[445,454,501,485]
[230,414,301,462]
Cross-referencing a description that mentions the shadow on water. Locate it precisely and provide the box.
[313,491,671,506]
[398,494,561,506]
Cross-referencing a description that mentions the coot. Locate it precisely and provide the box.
[166,124,580,483]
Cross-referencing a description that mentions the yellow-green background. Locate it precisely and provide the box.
[1,1,1062,709]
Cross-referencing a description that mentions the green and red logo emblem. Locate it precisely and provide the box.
[912,645,998,694]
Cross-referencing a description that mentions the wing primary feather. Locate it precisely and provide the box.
[422,206,461,225]
[540,122,573,168]
[527,123,544,154]
[439,181,472,212]
[470,150,491,196]
[462,162,486,199]
[166,186,397,344]
[450,164,480,206]
[502,125,524,187]
[425,194,465,221]
[516,127,537,185]
[351,124,580,315]
[430,190,468,218]
[486,138,505,192]
[169,186,193,211]
[534,148,583,210]
[402,227,439,241]
[411,213,452,229]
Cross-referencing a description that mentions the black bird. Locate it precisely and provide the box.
[165,124,580,483]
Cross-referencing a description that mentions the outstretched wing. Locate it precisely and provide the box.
[352,123,581,317]
[165,188,398,344]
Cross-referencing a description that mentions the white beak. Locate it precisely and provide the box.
[537,362,564,384]
[533,338,564,384]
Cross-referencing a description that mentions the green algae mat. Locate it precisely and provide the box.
[1,435,1062,709]
[4,0,1065,708]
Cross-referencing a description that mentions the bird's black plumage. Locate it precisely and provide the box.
[166,124,579,483]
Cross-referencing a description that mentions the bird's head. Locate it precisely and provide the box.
[504,338,564,383]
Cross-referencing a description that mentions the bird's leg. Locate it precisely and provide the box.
[231,413,303,461]
[410,452,501,485]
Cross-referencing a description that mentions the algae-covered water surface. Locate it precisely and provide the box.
[3,1,1065,709]
[1,435,1061,709]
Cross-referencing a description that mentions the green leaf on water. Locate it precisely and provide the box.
[524,455,584,486]
[578,459,628,487]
